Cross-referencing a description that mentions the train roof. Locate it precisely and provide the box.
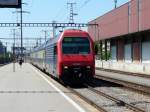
[63,29,87,33]
[45,29,87,46]
[30,29,88,53]
[30,34,60,53]
[46,34,60,46]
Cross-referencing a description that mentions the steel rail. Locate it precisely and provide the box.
[96,68,150,79]
[95,75,150,96]
[30,64,106,111]
[67,86,108,112]
[84,84,145,112]
[31,64,106,112]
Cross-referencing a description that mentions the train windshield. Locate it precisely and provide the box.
[62,37,90,54]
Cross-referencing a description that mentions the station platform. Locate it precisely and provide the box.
[96,69,150,87]
[0,63,96,112]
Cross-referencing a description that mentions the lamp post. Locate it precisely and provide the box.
[20,3,23,59]
[12,2,30,60]
[20,3,30,59]
[12,29,16,72]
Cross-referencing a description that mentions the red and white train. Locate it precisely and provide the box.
[29,29,95,83]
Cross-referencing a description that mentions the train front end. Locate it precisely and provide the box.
[58,30,95,83]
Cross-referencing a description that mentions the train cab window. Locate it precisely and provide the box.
[62,37,90,54]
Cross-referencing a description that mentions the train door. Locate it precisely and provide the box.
[53,44,57,75]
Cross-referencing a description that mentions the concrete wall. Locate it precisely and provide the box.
[96,60,150,75]
[96,34,150,75]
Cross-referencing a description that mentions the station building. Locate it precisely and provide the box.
[88,0,150,74]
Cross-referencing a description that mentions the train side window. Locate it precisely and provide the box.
[54,45,57,55]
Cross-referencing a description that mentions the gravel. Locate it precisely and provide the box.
[95,86,150,112]
[75,88,134,112]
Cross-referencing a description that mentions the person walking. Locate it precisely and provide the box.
[19,59,23,67]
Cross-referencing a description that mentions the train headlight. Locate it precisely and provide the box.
[86,66,91,69]
[64,66,68,69]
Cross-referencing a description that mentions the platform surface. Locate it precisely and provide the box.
[96,70,150,87]
[0,63,86,112]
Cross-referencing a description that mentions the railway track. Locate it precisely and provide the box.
[67,86,108,112]
[67,82,148,112]
[83,83,146,112]
[95,74,150,95]
[96,68,150,79]
[33,64,149,111]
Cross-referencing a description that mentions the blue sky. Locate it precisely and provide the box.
[0,0,130,51]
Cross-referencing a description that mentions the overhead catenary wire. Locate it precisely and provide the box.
[76,0,92,24]
[53,0,92,24]
[78,0,92,11]
[53,6,66,21]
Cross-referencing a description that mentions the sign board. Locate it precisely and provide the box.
[0,0,21,8]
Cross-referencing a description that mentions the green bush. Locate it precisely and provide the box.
[94,42,111,60]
